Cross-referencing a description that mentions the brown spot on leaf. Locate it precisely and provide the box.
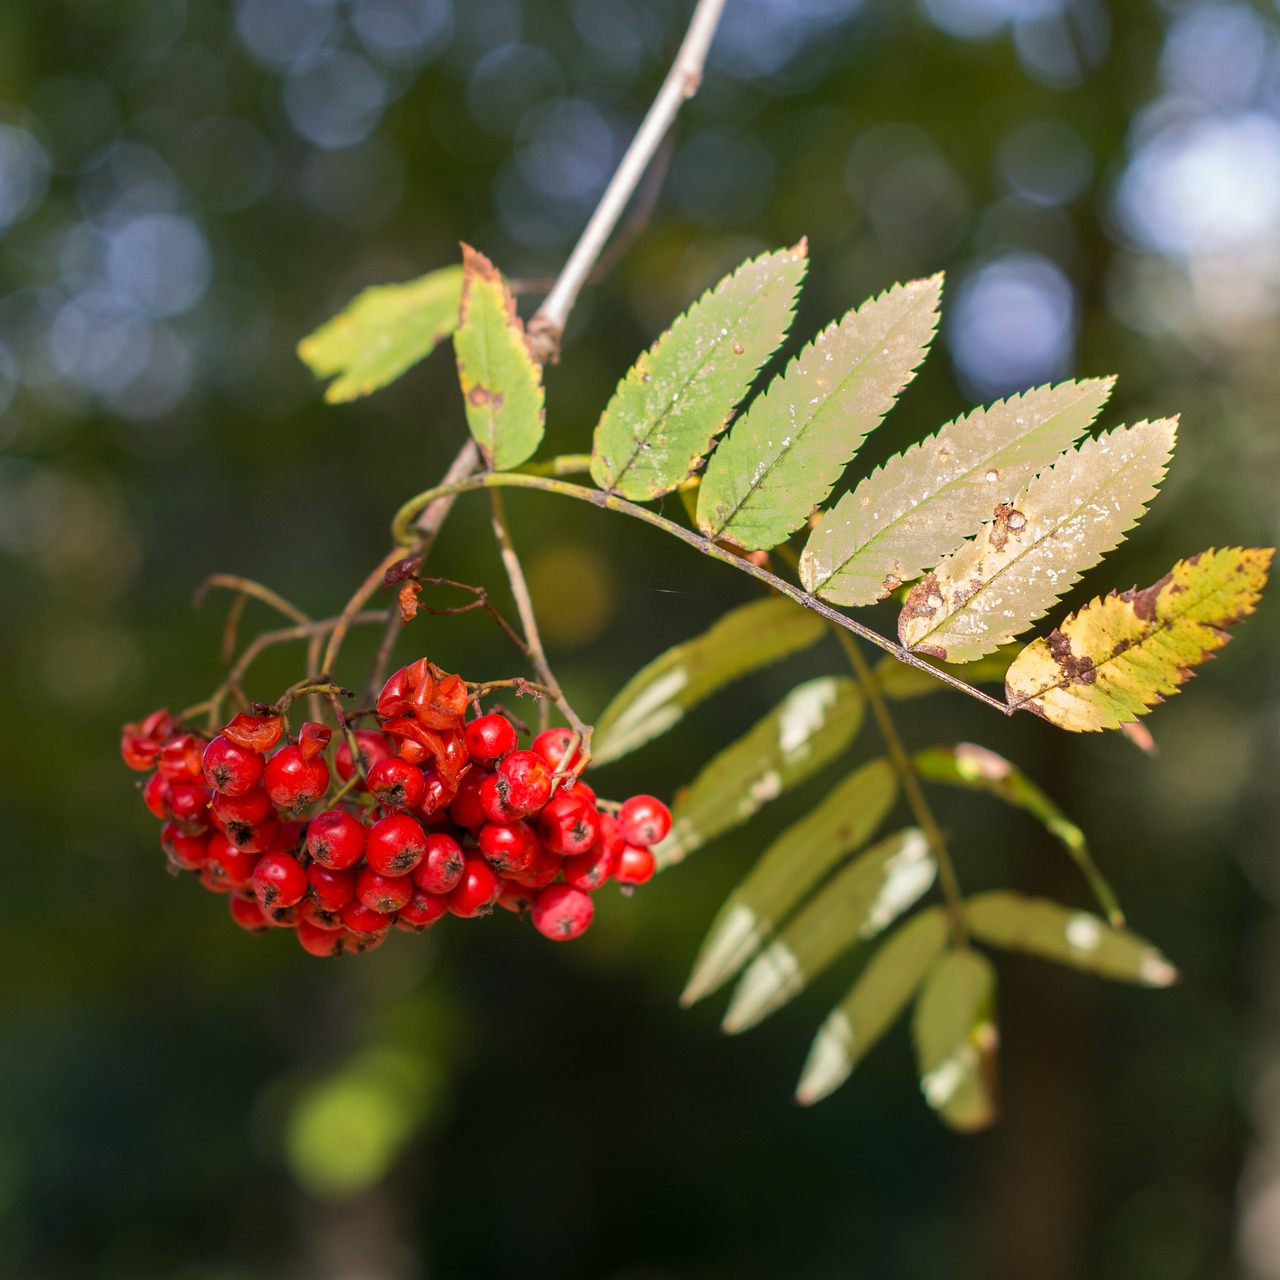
[879,572,903,599]
[1047,629,1096,685]
[732,341,745,354]
[987,504,1027,553]
[899,575,943,627]
[1119,571,1171,622]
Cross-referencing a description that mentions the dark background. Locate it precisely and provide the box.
[1,0,1278,1276]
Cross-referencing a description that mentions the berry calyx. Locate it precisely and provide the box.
[356,867,414,914]
[367,757,427,811]
[364,813,427,877]
[477,820,540,875]
[538,791,600,857]
[306,808,366,870]
[412,833,466,895]
[252,851,308,909]
[398,889,449,932]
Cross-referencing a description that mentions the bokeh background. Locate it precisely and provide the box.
[2,0,1278,1276]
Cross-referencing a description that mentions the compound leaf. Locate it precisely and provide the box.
[796,907,947,1105]
[592,597,826,765]
[801,378,1115,605]
[681,758,898,1006]
[966,892,1178,986]
[723,827,933,1033]
[298,265,462,403]
[653,677,866,871]
[697,275,942,550]
[913,949,999,1132]
[899,418,1177,662]
[453,244,544,471]
[1005,546,1272,731]
[590,243,808,500]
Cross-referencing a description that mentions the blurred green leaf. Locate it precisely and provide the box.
[680,756,896,1004]
[796,907,947,1105]
[298,265,462,403]
[654,675,866,870]
[592,596,827,764]
[872,649,1016,700]
[697,275,941,550]
[591,242,808,500]
[723,827,933,1032]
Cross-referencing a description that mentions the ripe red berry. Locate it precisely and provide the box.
[397,889,449,931]
[563,841,617,892]
[298,899,343,931]
[411,832,466,895]
[252,851,308,909]
[340,900,395,936]
[446,858,501,918]
[509,845,562,889]
[413,764,457,821]
[297,918,346,956]
[356,867,413,914]
[480,772,525,824]
[201,734,264,797]
[226,813,282,854]
[161,822,209,871]
[335,729,394,789]
[538,792,601,857]
[229,894,271,934]
[478,820,540,875]
[142,771,171,820]
[530,728,583,773]
[531,884,594,941]
[497,750,552,815]
[448,770,489,829]
[307,863,357,913]
[615,844,656,885]
[199,862,234,893]
[367,757,427,811]
[618,796,672,847]
[157,734,204,783]
[166,782,213,832]
[212,785,272,835]
[306,808,366,870]
[365,813,427,876]
[342,927,389,953]
[263,745,330,811]
[297,721,332,761]
[465,714,518,763]
[120,708,176,771]
[209,832,260,889]
[497,881,537,913]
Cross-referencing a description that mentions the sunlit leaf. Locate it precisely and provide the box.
[591,597,826,765]
[653,676,866,871]
[696,275,942,551]
[680,757,896,1004]
[898,419,1177,662]
[796,907,947,1105]
[590,243,808,500]
[912,949,999,1132]
[1005,546,1272,731]
[800,378,1115,605]
[722,828,933,1033]
[913,743,1123,927]
[872,649,1016,701]
[966,892,1178,986]
[298,266,462,404]
[453,244,545,471]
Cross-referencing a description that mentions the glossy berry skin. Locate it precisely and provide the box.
[465,714,518,764]
[446,858,501,918]
[538,792,600,857]
[142,771,171,821]
[340,900,395,936]
[165,782,212,833]
[335,730,394,789]
[411,833,465,895]
[356,867,413,914]
[448,771,488,829]
[530,728,583,773]
[228,815,281,855]
[497,750,553,815]
[253,851,308,909]
[199,862,233,893]
[229,894,271,934]
[497,881,536,913]
[615,844,656,885]
[414,765,456,820]
[618,795,672,848]
[480,772,525,825]
[507,845,562,890]
[563,841,617,892]
[596,812,626,858]
[161,822,210,871]
[201,734,264,797]
[157,734,204,783]
[211,786,272,844]
[263,745,330,811]
[306,808,365,870]
[307,863,357,913]
[364,813,427,877]
[297,918,346,957]
[299,899,343,931]
[367,757,426,811]
[397,889,449,931]
[478,820,539,875]
[531,884,594,941]
[209,833,259,889]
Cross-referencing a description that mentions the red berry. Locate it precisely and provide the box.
[340,899,395,936]
[306,808,366,870]
[209,832,259,889]
[465,714,518,763]
[497,881,537,913]
[367,757,427,811]
[411,832,466,895]
[335,729,394,789]
[530,728,583,773]
[446,858,501,918]
[157,734,204,783]
[166,782,212,832]
[448,770,489,829]
[120,708,176,770]
[201,734,264,797]
[538,792,600,857]
[297,721,332,761]
[565,778,596,806]
[263,745,330,811]
[298,899,344,931]
[397,889,449,931]
[268,904,300,929]
[142,771,171,820]
[480,772,525,824]
[297,918,346,956]
[618,796,671,847]
[506,845,562,889]
[531,884,594,941]
[199,862,233,893]
[356,867,413,913]
[229,894,271,934]
[413,764,457,820]
[597,812,626,858]
[221,712,284,754]
[563,841,617,892]
[161,822,209,871]
[615,844,656,885]
[477,820,540,875]
[497,750,553,814]
[252,851,308,909]
[342,927,389,953]
[211,785,272,836]
[307,863,357,912]
[365,813,427,876]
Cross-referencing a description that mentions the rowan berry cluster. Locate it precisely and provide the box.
[121,658,669,956]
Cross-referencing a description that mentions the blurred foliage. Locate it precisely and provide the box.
[1,1,1278,1278]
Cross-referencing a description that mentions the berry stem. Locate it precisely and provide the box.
[321,547,412,683]
[516,454,593,478]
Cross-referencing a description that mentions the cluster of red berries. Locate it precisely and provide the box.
[120,658,670,957]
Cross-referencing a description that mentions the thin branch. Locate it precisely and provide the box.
[526,0,729,362]
[321,547,413,683]
[194,574,312,627]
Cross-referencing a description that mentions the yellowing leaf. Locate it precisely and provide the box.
[590,243,808,500]
[898,419,1177,662]
[591,597,826,765]
[796,908,947,1105]
[1005,546,1272,731]
[453,245,545,471]
[966,892,1177,986]
[298,266,462,403]
[696,275,942,551]
[801,378,1115,605]
[722,828,933,1033]
[680,759,898,1006]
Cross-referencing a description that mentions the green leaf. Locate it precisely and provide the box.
[873,649,1016,701]
[722,828,933,1033]
[912,743,1124,927]
[680,757,897,1004]
[654,676,867,871]
[913,949,999,1132]
[800,378,1115,605]
[898,418,1178,662]
[966,892,1179,986]
[1005,546,1273,731]
[796,908,947,1105]
[590,243,808,501]
[696,275,942,551]
[298,266,463,404]
[453,244,545,471]
[591,597,827,765]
